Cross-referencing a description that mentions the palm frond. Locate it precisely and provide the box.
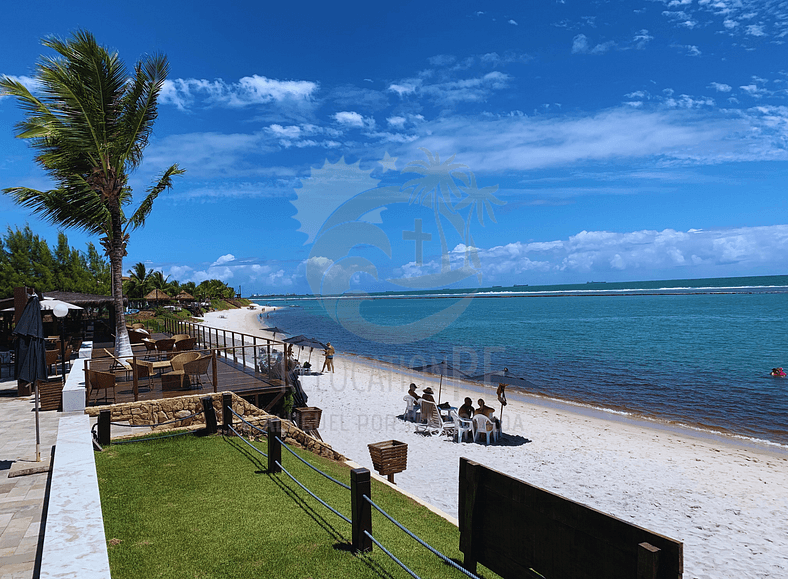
[125,164,185,232]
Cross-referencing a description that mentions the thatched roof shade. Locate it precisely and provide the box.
[175,291,195,301]
[144,289,171,301]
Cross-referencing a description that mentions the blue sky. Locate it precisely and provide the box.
[2,0,788,295]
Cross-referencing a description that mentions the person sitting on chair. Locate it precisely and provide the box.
[476,398,494,418]
[458,397,475,419]
[421,387,435,402]
[407,383,420,400]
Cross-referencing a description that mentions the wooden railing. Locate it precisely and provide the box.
[86,319,293,403]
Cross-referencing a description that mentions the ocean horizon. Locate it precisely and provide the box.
[254,274,788,448]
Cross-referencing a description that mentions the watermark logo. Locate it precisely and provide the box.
[293,148,503,344]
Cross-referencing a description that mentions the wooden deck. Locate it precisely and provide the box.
[87,334,292,413]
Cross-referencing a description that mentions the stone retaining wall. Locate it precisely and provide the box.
[84,392,345,461]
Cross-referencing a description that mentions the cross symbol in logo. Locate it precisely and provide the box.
[402,218,432,265]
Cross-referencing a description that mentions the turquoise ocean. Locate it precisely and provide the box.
[254,275,788,447]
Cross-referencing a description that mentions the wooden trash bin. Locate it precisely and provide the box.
[294,407,322,431]
[368,440,408,484]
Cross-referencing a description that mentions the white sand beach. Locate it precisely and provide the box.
[200,307,788,579]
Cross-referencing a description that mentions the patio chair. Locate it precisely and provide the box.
[103,348,149,382]
[449,409,474,443]
[45,349,59,376]
[161,352,202,390]
[127,329,148,344]
[416,400,456,437]
[86,369,116,405]
[172,333,191,342]
[472,414,496,445]
[183,355,212,389]
[155,338,176,359]
[403,395,419,422]
[174,337,196,351]
[142,338,158,359]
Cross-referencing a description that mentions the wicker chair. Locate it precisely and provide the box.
[155,338,176,359]
[162,352,201,390]
[86,369,117,405]
[174,337,196,351]
[172,333,191,342]
[183,355,212,389]
[45,349,59,375]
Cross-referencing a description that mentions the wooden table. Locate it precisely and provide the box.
[137,359,172,387]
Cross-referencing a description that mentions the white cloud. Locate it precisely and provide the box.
[410,106,778,173]
[508,19,518,26]
[746,24,766,36]
[387,116,406,128]
[388,82,419,97]
[334,111,375,129]
[469,225,788,279]
[160,75,318,110]
[212,254,236,266]
[572,34,615,54]
[633,30,654,49]
[709,82,732,92]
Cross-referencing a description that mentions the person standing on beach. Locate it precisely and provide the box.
[322,342,335,373]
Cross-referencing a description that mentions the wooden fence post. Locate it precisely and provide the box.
[268,418,281,473]
[351,468,372,553]
[98,409,111,447]
[132,354,139,401]
[201,396,217,435]
[212,350,218,392]
[222,392,233,434]
[637,542,660,579]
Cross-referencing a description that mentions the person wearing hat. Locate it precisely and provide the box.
[421,386,435,402]
[321,342,335,373]
[407,383,420,400]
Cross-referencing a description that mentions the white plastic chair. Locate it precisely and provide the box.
[403,395,419,422]
[449,409,473,443]
[416,401,456,437]
[472,414,496,445]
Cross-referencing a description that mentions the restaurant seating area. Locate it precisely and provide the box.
[85,324,294,415]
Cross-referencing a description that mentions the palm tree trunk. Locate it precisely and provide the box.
[109,204,132,357]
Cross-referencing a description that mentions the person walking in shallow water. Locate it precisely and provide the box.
[321,342,335,373]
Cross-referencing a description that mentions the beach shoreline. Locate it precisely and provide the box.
[200,306,788,578]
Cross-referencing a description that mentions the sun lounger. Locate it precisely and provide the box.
[416,400,456,437]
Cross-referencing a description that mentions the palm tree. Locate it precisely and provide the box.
[0,31,184,356]
[125,262,153,298]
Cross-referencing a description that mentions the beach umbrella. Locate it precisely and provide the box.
[413,360,469,405]
[265,326,288,338]
[175,290,195,302]
[13,295,47,462]
[283,335,326,364]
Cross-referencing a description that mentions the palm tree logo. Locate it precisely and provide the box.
[296,148,503,344]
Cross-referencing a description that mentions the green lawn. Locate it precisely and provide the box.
[95,432,499,579]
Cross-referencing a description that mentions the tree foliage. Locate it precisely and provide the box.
[0,225,110,296]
